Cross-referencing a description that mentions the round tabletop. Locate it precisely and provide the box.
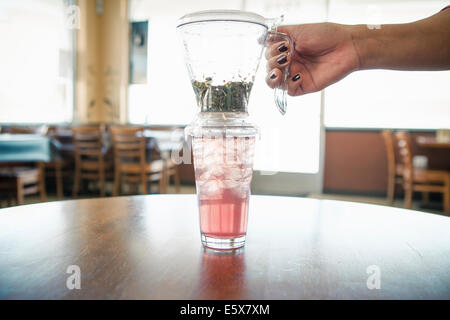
[0,195,449,300]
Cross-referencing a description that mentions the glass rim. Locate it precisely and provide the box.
[176,9,268,28]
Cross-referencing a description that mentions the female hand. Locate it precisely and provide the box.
[266,23,360,96]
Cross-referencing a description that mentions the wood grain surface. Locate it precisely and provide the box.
[0,195,449,299]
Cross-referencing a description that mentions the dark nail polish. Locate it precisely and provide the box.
[277,55,287,65]
[292,73,301,82]
[270,72,277,79]
[278,43,288,52]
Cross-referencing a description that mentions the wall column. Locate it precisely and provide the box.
[75,0,129,124]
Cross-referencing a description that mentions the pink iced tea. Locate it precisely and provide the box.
[192,135,255,249]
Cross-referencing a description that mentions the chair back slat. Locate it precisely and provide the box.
[114,142,142,151]
[110,126,146,164]
[76,142,101,149]
[116,150,141,157]
[77,149,102,157]
[113,135,143,143]
[72,126,103,159]
[381,130,396,175]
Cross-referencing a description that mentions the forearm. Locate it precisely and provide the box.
[349,10,450,71]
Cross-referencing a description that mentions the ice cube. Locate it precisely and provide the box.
[222,178,240,189]
[199,179,224,200]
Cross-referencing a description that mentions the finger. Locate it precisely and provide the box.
[266,53,290,72]
[287,62,312,96]
[264,41,290,60]
[287,71,304,96]
[265,68,282,89]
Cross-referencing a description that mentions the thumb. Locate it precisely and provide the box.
[276,25,300,37]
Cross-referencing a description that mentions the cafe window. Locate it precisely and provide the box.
[324,0,450,129]
[0,0,75,124]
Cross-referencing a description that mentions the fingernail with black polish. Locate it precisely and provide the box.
[277,55,287,65]
[292,73,301,82]
[270,72,277,79]
[278,43,288,52]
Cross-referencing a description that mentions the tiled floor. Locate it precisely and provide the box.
[1,184,446,217]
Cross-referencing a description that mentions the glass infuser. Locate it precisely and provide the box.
[177,10,292,250]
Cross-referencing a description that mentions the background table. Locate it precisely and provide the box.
[0,195,449,299]
[416,136,450,171]
[417,136,450,149]
[0,134,51,162]
[143,129,185,153]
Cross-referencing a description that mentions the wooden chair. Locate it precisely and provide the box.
[381,130,404,205]
[145,126,181,193]
[5,125,71,199]
[395,131,450,215]
[45,126,74,199]
[1,126,49,204]
[165,158,181,193]
[72,126,111,197]
[110,126,165,196]
[44,158,71,199]
[0,164,46,206]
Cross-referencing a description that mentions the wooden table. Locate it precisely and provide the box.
[0,195,449,300]
[143,129,185,153]
[417,136,450,149]
[0,133,51,162]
